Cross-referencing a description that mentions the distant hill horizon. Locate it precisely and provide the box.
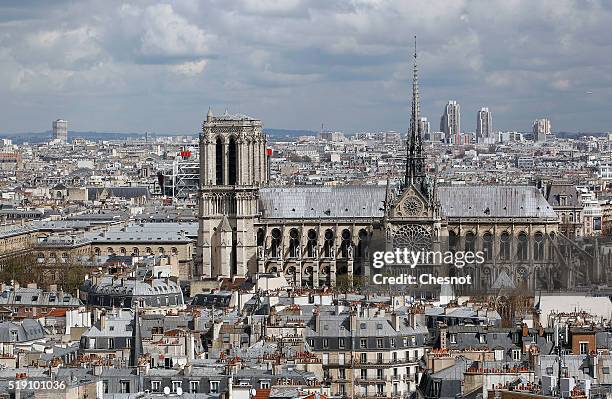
[0,128,319,144]
[0,129,605,144]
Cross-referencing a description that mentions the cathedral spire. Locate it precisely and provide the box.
[405,35,425,188]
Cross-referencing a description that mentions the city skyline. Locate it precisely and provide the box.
[3,3,612,398]
[1,1,612,135]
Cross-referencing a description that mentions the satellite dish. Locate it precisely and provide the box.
[251,389,257,396]
[177,387,183,395]
[163,386,171,395]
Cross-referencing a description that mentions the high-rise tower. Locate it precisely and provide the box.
[533,118,551,142]
[52,119,68,143]
[440,101,460,143]
[419,117,431,136]
[196,109,268,280]
[405,36,426,191]
[476,107,492,142]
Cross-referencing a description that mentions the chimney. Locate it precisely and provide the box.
[349,308,358,332]
[408,311,416,328]
[439,323,448,350]
[100,311,107,331]
[392,312,402,332]
[314,307,321,333]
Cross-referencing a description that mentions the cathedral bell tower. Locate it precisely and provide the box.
[196,109,268,279]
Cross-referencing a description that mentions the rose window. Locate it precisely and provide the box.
[392,225,432,251]
[402,197,423,216]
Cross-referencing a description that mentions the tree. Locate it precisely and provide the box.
[0,252,39,285]
[58,261,88,295]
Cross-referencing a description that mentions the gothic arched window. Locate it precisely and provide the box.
[516,232,528,261]
[306,229,317,257]
[289,228,300,258]
[228,136,237,185]
[534,232,545,261]
[323,229,334,258]
[482,232,493,261]
[448,231,458,253]
[257,228,265,247]
[357,229,368,258]
[500,232,511,260]
[464,231,476,252]
[270,228,281,258]
[215,136,223,185]
[548,232,557,260]
[340,229,351,258]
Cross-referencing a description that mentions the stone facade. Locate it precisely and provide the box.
[194,114,564,294]
[195,47,567,294]
[196,110,268,279]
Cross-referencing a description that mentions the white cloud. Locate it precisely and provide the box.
[139,4,209,58]
[1,0,612,133]
[170,59,208,76]
[19,26,102,69]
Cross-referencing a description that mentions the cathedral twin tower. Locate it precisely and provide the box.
[196,38,564,295]
[196,109,269,280]
[196,38,429,284]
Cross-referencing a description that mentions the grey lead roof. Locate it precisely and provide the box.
[259,184,558,220]
[0,288,82,307]
[259,186,386,219]
[437,185,557,219]
[0,319,45,343]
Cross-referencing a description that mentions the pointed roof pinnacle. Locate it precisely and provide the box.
[405,35,425,187]
[412,34,420,127]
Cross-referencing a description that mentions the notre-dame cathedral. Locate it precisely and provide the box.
[196,45,571,294]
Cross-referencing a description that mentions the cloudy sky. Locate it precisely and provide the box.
[1,0,611,135]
